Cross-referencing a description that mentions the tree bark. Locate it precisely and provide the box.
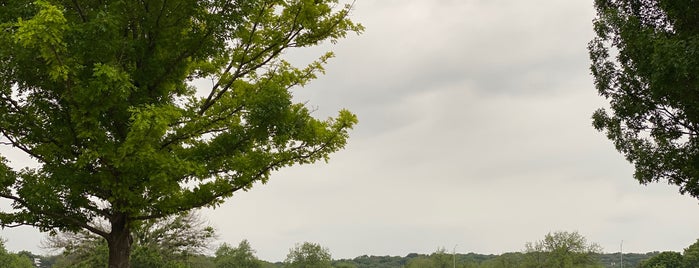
[108,213,133,268]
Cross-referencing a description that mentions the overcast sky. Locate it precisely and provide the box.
[3,0,699,263]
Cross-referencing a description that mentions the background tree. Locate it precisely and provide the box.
[214,239,263,268]
[284,242,333,268]
[682,239,699,268]
[0,1,361,267]
[404,248,464,268]
[44,211,215,267]
[639,251,683,268]
[480,252,524,268]
[0,239,34,268]
[333,261,358,268]
[405,257,438,268]
[523,231,603,268]
[429,247,454,268]
[589,0,699,197]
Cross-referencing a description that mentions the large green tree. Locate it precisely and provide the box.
[0,0,361,267]
[589,0,699,196]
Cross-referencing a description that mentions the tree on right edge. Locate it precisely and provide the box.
[590,0,699,196]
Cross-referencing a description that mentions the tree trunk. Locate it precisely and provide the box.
[108,214,133,268]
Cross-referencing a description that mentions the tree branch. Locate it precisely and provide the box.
[135,132,341,222]
[199,1,277,115]
[70,0,87,22]
[0,192,110,238]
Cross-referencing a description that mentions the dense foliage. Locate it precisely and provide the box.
[640,251,683,268]
[589,0,699,196]
[0,0,361,266]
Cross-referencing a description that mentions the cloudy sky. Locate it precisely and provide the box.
[4,0,699,263]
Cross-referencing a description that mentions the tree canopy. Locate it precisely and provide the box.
[589,0,699,196]
[0,0,361,267]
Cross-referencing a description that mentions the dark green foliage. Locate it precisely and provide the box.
[682,239,699,267]
[640,251,683,268]
[589,0,699,197]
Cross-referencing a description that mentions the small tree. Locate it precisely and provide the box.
[285,242,332,268]
[214,239,262,268]
[44,211,215,267]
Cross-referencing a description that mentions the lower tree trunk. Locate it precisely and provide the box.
[108,214,133,268]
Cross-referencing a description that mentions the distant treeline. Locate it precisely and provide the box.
[28,249,664,268]
[328,252,660,268]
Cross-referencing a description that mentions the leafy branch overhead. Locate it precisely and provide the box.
[589,0,699,196]
[0,0,361,267]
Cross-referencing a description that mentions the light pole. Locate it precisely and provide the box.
[620,240,623,268]
[453,244,457,268]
